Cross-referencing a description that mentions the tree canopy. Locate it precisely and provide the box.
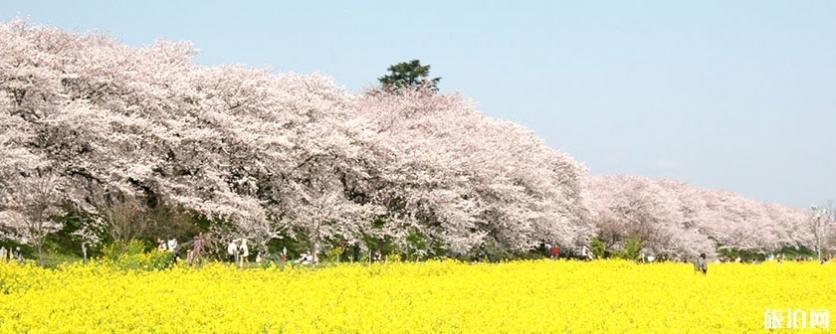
[378,59,441,92]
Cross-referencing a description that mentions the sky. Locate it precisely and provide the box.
[1,1,834,208]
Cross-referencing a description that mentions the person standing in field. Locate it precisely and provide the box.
[694,253,708,274]
[352,242,360,262]
[551,245,559,259]
[227,239,238,263]
[239,239,250,268]
[338,241,349,262]
[295,251,312,265]
[166,239,178,253]
[580,245,589,261]
[187,234,204,266]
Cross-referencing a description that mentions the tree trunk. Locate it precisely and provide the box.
[37,242,44,266]
[82,242,88,263]
[311,220,321,264]
[816,218,823,261]
[312,237,321,264]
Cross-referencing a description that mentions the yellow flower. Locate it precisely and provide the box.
[0,260,832,333]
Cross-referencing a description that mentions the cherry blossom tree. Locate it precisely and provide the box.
[809,201,834,261]
[0,173,65,264]
[583,175,712,259]
[358,89,589,256]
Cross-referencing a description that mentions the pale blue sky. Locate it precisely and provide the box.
[2,1,834,208]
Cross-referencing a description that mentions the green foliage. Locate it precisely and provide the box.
[50,214,94,257]
[405,229,429,261]
[266,236,304,260]
[467,240,512,262]
[360,233,397,260]
[101,240,147,259]
[775,245,815,259]
[378,59,441,91]
[322,245,344,263]
[717,248,766,262]
[716,245,815,262]
[371,216,387,229]
[590,238,607,259]
[615,237,644,261]
[101,240,173,270]
[39,252,83,268]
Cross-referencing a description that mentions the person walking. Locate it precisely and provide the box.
[551,245,560,259]
[227,239,238,263]
[694,253,708,274]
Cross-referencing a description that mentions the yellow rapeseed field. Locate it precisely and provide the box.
[0,259,833,333]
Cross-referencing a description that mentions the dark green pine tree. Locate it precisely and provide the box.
[378,59,441,92]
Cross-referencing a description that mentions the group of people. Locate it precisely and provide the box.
[544,243,560,258]
[226,239,250,268]
[156,238,179,253]
[290,244,383,266]
[543,243,593,260]
[691,252,832,275]
[772,253,831,264]
[198,237,377,268]
[0,246,23,262]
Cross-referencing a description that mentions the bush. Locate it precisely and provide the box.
[101,240,174,270]
[322,246,344,263]
[590,238,607,259]
[615,237,644,261]
[101,240,147,259]
[40,252,83,268]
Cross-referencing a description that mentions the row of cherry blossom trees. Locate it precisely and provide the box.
[583,176,814,260]
[0,21,825,263]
